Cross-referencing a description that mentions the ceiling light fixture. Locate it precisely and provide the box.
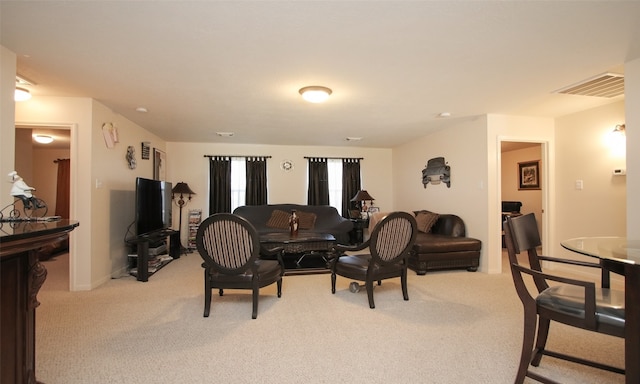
[346,137,362,141]
[136,107,148,113]
[34,135,54,144]
[216,132,234,137]
[15,87,32,102]
[299,86,332,103]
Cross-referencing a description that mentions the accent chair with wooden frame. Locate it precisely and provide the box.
[196,213,284,319]
[503,213,625,383]
[331,211,417,309]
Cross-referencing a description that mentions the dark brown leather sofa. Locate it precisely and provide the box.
[408,210,482,275]
[233,204,353,244]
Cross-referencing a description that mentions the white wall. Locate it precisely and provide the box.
[89,101,167,282]
[555,101,627,259]
[166,142,392,244]
[392,116,490,270]
[626,58,640,236]
[0,46,16,208]
[14,95,166,290]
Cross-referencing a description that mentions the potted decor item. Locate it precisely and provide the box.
[289,209,299,236]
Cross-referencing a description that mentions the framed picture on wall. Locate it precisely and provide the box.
[153,148,166,181]
[518,160,540,190]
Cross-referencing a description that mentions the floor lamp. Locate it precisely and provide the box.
[171,182,195,252]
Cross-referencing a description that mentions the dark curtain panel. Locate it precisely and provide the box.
[55,158,71,218]
[341,158,361,218]
[307,157,329,205]
[246,157,267,206]
[208,156,231,215]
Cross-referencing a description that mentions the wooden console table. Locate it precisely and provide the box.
[0,219,79,384]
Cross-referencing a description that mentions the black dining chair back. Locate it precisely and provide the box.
[503,213,625,383]
[196,213,284,319]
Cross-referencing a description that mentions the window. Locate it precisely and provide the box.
[327,159,342,212]
[230,157,246,211]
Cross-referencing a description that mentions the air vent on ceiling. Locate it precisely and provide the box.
[555,72,624,98]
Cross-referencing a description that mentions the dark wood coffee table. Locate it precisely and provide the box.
[260,232,336,275]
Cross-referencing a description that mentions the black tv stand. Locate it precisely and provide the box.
[127,228,180,282]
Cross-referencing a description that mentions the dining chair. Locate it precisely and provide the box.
[195,213,284,319]
[331,211,417,309]
[503,213,625,383]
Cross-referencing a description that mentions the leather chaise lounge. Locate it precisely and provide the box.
[408,210,482,275]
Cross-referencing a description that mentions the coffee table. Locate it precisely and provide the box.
[260,232,336,275]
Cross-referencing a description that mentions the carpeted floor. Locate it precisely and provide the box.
[36,252,624,384]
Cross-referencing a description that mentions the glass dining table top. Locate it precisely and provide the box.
[561,236,640,264]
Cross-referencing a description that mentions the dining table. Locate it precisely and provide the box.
[561,236,640,384]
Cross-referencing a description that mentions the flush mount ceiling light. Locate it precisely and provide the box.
[299,86,332,103]
[34,135,54,144]
[15,75,35,102]
[15,87,32,102]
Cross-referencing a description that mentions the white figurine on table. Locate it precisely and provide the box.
[8,171,45,210]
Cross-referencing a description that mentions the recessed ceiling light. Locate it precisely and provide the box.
[34,135,54,144]
[136,107,148,113]
[437,112,451,118]
[299,86,332,103]
[216,132,234,137]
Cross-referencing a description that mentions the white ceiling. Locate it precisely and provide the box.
[2,1,639,149]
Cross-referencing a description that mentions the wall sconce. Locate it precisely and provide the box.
[422,157,451,188]
[612,124,626,135]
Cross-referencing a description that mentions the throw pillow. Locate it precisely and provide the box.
[415,211,439,233]
[266,209,291,229]
[297,211,317,230]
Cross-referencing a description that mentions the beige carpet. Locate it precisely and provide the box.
[36,252,624,384]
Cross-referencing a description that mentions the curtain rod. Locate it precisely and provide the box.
[204,155,272,159]
[304,156,363,160]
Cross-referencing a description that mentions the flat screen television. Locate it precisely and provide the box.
[135,177,173,236]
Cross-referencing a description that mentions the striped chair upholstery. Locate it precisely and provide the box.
[196,213,284,319]
[331,211,417,308]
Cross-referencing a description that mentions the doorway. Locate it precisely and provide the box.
[15,125,72,289]
[499,141,546,269]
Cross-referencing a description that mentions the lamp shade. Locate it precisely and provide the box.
[351,190,374,202]
[172,182,196,196]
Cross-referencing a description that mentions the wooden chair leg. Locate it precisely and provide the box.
[204,272,211,317]
[531,318,551,366]
[252,287,259,319]
[516,309,538,384]
[366,279,375,309]
[401,270,409,301]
